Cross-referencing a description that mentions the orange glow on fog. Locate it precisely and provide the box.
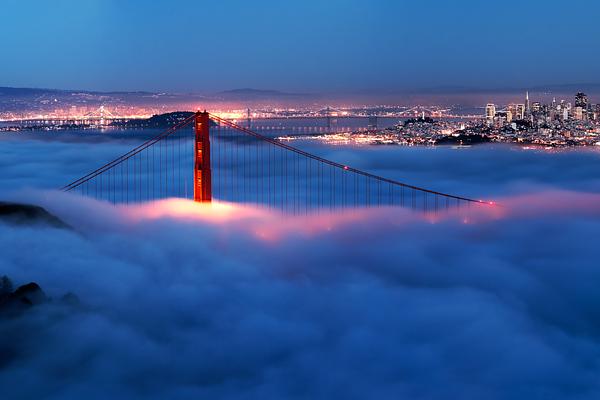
[116,196,524,243]
[50,189,600,245]
[120,198,398,242]
[127,198,269,222]
[206,111,245,120]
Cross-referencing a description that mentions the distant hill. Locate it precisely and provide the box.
[0,86,156,97]
[0,87,66,96]
[111,111,220,129]
[0,86,212,113]
[527,83,600,94]
[409,83,600,95]
[216,88,312,100]
[112,111,195,128]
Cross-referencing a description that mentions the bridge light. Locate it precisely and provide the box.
[343,166,349,170]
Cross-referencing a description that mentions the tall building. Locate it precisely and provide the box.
[505,110,513,123]
[516,104,525,120]
[575,92,588,109]
[507,104,518,119]
[525,91,530,115]
[549,97,557,120]
[486,104,496,122]
[495,111,509,125]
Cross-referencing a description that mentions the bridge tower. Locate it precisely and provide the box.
[194,111,212,202]
[368,115,378,130]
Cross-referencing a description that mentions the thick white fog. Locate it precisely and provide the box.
[1,135,600,399]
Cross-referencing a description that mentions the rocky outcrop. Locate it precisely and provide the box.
[0,276,79,316]
[0,281,48,314]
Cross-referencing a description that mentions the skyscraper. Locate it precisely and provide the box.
[486,103,496,122]
[516,104,525,120]
[575,92,588,109]
[525,91,530,116]
[507,104,518,119]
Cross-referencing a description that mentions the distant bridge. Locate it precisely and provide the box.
[3,106,131,126]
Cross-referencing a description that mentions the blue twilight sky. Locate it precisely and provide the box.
[2,0,600,93]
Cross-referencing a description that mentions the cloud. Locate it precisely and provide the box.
[2,134,600,399]
[0,190,599,399]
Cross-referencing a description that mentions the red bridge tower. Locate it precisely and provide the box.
[194,111,212,202]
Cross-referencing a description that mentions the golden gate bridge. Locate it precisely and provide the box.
[62,111,493,213]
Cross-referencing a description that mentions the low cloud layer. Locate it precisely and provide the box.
[0,191,599,399]
[2,136,600,399]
